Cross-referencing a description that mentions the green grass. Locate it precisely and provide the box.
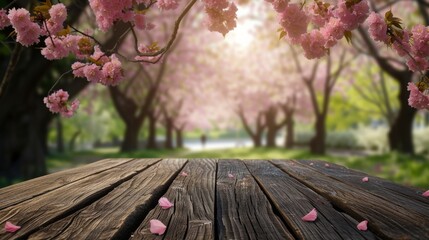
[47,147,429,189]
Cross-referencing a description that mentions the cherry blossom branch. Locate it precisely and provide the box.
[69,25,103,47]
[135,0,198,57]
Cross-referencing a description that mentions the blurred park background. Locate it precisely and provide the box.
[1,0,428,189]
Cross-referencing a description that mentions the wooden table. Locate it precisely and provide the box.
[0,158,428,240]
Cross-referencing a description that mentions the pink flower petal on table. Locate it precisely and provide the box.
[422,190,429,197]
[357,220,368,231]
[180,171,188,176]
[5,221,21,233]
[309,163,314,166]
[228,173,234,178]
[302,208,317,222]
[150,219,166,235]
[325,163,330,167]
[158,197,174,209]
[362,177,369,182]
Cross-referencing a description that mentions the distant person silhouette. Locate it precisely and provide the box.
[201,134,207,148]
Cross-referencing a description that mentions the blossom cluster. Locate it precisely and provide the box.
[367,12,429,73]
[89,0,179,32]
[43,89,80,118]
[367,11,429,110]
[72,46,124,86]
[202,0,238,36]
[266,0,370,59]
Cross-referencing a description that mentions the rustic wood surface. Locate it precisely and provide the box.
[0,158,427,240]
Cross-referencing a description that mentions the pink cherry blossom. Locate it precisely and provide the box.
[100,54,123,86]
[228,173,234,178]
[157,0,180,10]
[407,82,429,110]
[89,0,134,31]
[71,62,87,78]
[44,3,67,35]
[270,0,289,13]
[5,221,21,233]
[158,197,174,209]
[302,208,317,222]
[410,24,429,58]
[320,17,345,48]
[0,9,10,29]
[43,90,80,117]
[149,219,166,235]
[324,163,330,167]
[406,57,428,72]
[422,190,429,197]
[334,0,369,31]
[279,4,309,40]
[366,12,388,43]
[203,0,237,36]
[83,64,104,83]
[392,30,411,57]
[362,177,369,182]
[357,220,368,231]
[306,2,332,27]
[180,171,188,176]
[300,30,327,59]
[41,37,69,60]
[8,8,42,46]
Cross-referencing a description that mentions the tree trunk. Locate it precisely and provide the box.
[388,80,417,154]
[56,117,64,153]
[165,118,174,149]
[265,107,278,147]
[146,110,157,149]
[284,113,294,149]
[251,135,262,147]
[175,128,184,148]
[310,115,326,154]
[121,120,143,152]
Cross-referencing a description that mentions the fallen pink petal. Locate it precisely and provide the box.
[422,190,429,197]
[228,173,234,178]
[357,220,368,231]
[302,208,317,222]
[5,221,21,233]
[362,177,369,182]
[325,163,330,167]
[149,219,166,235]
[158,197,174,209]
[180,171,188,177]
[309,163,314,166]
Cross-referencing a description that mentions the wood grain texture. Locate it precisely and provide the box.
[0,158,160,240]
[131,159,216,240]
[272,160,429,240]
[246,160,376,240]
[294,160,429,216]
[216,159,294,240]
[0,158,133,210]
[29,158,186,240]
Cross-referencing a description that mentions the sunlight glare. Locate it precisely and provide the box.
[224,6,256,49]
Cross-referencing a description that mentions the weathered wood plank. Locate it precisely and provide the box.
[272,160,429,240]
[0,158,133,210]
[294,160,429,216]
[131,159,216,240]
[0,158,160,240]
[29,158,186,240]
[216,159,294,240]
[246,160,377,240]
